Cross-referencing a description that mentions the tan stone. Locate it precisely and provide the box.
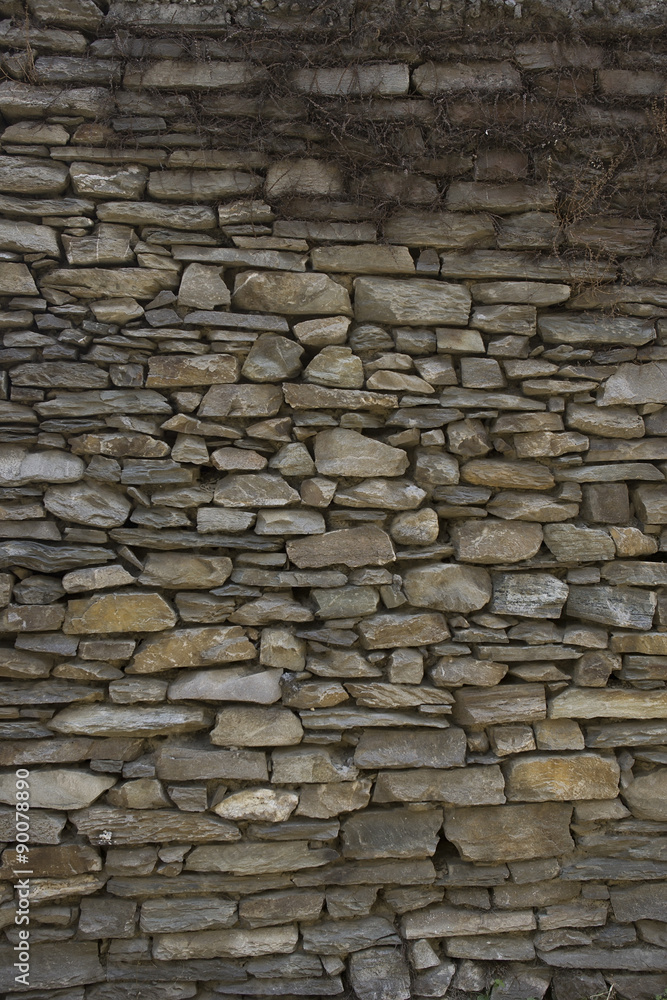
[549,688,667,719]
[444,802,573,862]
[358,610,449,648]
[314,428,408,477]
[138,553,232,589]
[354,277,471,326]
[403,563,491,613]
[232,270,352,315]
[287,526,395,569]
[503,753,620,801]
[63,592,176,634]
[622,769,667,820]
[146,355,239,387]
[211,706,303,746]
[130,625,255,673]
[461,459,555,490]
[451,520,543,564]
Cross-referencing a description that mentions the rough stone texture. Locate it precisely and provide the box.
[0,5,664,991]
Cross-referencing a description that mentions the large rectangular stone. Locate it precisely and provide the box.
[452,684,546,726]
[566,585,656,629]
[538,313,655,346]
[354,277,470,326]
[384,210,495,248]
[342,808,443,859]
[444,803,573,862]
[402,904,535,938]
[550,688,667,719]
[503,752,619,801]
[354,728,466,769]
[373,766,506,806]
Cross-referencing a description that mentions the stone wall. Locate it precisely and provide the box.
[0,1,666,998]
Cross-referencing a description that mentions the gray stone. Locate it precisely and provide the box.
[44,482,130,528]
[0,218,59,255]
[0,942,104,992]
[0,446,84,487]
[168,666,282,704]
[538,313,655,346]
[342,807,442,859]
[374,766,506,806]
[49,704,211,737]
[186,841,333,875]
[349,947,411,1000]
[242,334,304,382]
[0,768,114,810]
[490,573,569,618]
[567,585,656,629]
[152,924,298,961]
[354,277,471,326]
[623,768,667,821]
[140,895,237,932]
[354,728,466,769]
[301,916,400,954]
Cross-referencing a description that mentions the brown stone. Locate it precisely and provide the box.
[444,803,574,862]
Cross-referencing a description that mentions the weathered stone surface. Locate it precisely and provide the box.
[152,924,298,961]
[354,277,471,326]
[349,947,411,1000]
[233,270,351,315]
[453,685,546,726]
[147,355,239,387]
[444,803,574,862]
[169,666,282,704]
[550,688,667,719]
[622,768,667,820]
[538,313,655,346]
[302,916,400,954]
[503,753,619,801]
[0,446,84,486]
[462,459,554,490]
[354,728,466,769]
[451,521,543,564]
[403,563,491,612]
[211,706,303,746]
[490,573,568,618]
[44,482,131,528]
[42,266,178,299]
[130,626,255,673]
[64,592,177,633]
[288,526,395,568]
[314,429,408,477]
[50,704,211,736]
[374,766,506,806]
[341,807,443,859]
[0,768,114,810]
[139,553,232,589]
[566,585,656,629]
[358,610,449,648]
[0,942,104,993]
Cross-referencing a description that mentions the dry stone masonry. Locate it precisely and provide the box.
[0,0,666,997]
